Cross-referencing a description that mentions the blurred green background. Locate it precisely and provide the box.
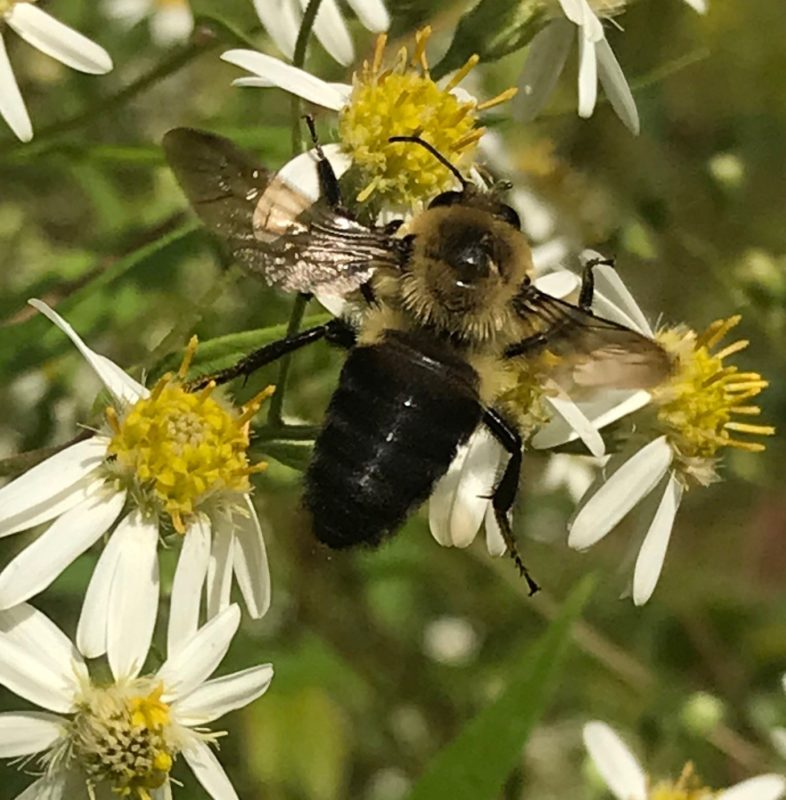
[1,1,785,798]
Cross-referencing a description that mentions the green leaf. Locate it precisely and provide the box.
[150,313,331,380]
[406,575,596,800]
[432,0,547,80]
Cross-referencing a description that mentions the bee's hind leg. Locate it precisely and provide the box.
[482,408,540,596]
[579,255,615,310]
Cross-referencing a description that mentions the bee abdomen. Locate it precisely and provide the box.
[304,335,481,549]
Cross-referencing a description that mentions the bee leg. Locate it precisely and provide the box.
[579,256,615,310]
[186,317,356,391]
[303,114,343,210]
[482,409,540,596]
[503,332,548,359]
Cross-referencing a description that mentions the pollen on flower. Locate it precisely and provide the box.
[66,680,176,800]
[106,336,273,532]
[653,316,774,482]
[337,27,516,207]
[497,353,561,438]
[648,762,715,800]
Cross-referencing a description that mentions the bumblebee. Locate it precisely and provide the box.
[163,127,671,592]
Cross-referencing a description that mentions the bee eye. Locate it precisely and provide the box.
[428,191,463,209]
[497,204,521,229]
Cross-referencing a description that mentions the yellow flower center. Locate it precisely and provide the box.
[106,337,272,532]
[649,763,716,800]
[338,27,516,207]
[653,316,774,479]
[68,681,175,800]
[497,352,562,438]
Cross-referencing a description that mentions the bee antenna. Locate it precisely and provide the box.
[388,135,468,189]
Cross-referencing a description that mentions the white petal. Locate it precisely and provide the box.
[182,738,239,800]
[516,21,573,123]
[205,514,234,620]
[157,604,241,702]
[596,38,639,135]
[0,711,64,757]
[681,0,707,13]
[28,300,147,406]
[107,512,160,681]
[173,664,274,726]
[13,772,68,800]
[232,498,271,619]
[0,33,32,142]
[429,443,469,547]
[484,503,507,557]
[446,430,504,548]
[150,6,194,46]
[0,487,126,609]
[345,0,390,32]
[6,4,112,74]
[590,261,652,336]
[568,436,673,550]
[305,0,355,66]
[558,0,604,40]
[276,143,351,203]
[534,270,580,299]
[577,32,598,118]
[772,727,786,760]
[717,776,786,800]
[77,511,131,658]
[0,638,73,712]
[253,0,300,59]
[0,609,82,714]
[583,721,647,800]
[221,50,349,110]
[0,437,108,537]
[632,472,683,605]
[0,604,86,690]
[168,515,211,657]
[544,388,605,458]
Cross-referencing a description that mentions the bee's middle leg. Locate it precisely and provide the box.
[482,408,540,596]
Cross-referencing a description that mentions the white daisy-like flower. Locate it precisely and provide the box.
[253,0,389,67]
[222,26,518,209]
[517,0,707,132]
[583,720,785,800]
[518,0,638,133]
[101,0,194,47]
[0,0,113,142]
[0,602,273,800]
[0,300,273,665]
[568,294,774,604]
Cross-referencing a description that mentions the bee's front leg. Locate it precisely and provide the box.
[303,114,344,211]
[579,256,615,310]
[481,408,540,596]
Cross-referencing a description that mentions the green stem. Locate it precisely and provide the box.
[269,0,325,425]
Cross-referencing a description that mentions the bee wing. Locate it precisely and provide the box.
[163,128,402,295]
[513,287,672,391]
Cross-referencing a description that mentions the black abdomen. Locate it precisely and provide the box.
[304,331,482,549]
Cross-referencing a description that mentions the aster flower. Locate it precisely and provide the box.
[253,0,389,67]
[428,260,654,555]
[0,602,273,800]
[583,720,785,800]
[222,26,518,209]
[0,300,273,665]
[569,304,774,605]
[101,0,194,47]
[0,0,112,142]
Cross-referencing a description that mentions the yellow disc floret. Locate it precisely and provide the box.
[653,316,774,481]
[68,680,175,800]
[106,337,272,532]
[649,763,715,800]
[338,27,516,207]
